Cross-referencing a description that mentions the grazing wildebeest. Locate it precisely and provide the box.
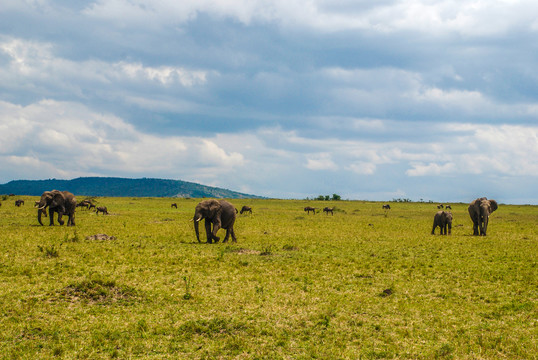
[323,207,334,215]
[76,200,92,209]
[171,203,178,209]
[304,206,316,215]
[382,204,391,210]
[240,206,252,214]
[15,199,24,207]
[95,206,108,215]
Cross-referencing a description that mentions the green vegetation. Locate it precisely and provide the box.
[0,197,536,359]
[0,177,264,198]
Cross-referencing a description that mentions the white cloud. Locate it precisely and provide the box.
[0,99,243,181]
[0,37,210,90]
[81,0,538,35]
[305,153,338,171]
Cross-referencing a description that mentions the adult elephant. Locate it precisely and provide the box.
[193,199,237,243]
[37,190,77,226]
[432,211,453,235]
[468,197,498,236]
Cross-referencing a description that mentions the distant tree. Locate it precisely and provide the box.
[332,194,341,201]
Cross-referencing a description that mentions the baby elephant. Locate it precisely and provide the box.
[432,211,453,235]
[95,206,108,215]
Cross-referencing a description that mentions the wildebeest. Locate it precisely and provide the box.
[15,199,24,207]
[304,206,316,214]
[76,200,93,209]
[95,206,108,215]
[323,207,334,215]
[171,203,178,209]
[382,204,391,210]
[240,206,252,214]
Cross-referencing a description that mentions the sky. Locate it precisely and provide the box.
[1,1,537,204]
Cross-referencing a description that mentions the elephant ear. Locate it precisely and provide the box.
[208,200,222,218]
[489,200,498,212]
[51,192,66,209]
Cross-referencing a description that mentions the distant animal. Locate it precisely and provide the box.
[432,211,453,235]
[171,203,178,209]
[37,190,76,226]
[445,205,452,209]
[304,206,316,214]
[15,199,24,207]
[323,207,334,215]
[382,204,391,210]
[88,204,96,210]
[76,200,92,209]
[193,199,237,243]
[95,206,108,215]
[240,206,252,214]
[437,204,444,209]
[468,197,498,236]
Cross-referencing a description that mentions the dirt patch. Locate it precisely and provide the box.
[234,248,261,255]
[58,279,139,304]
[85,234,116,241]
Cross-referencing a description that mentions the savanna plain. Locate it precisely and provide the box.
[0,197,536,359]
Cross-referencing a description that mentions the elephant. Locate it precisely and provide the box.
[193,199,237,243]
[240,205,252,214]
[382,204,391,210]
[432,211,453,235]
[323,207,334,215]
[171,203,178,209]
[468,197,498,236]
[37,190,76,226]
[95,206,108,215]
[304,206,316,214]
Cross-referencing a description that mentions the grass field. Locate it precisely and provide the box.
[0,196,536,359]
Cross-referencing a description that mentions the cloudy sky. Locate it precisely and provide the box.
[1,1,537,203]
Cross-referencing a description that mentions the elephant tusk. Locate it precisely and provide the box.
[38,205,46,210]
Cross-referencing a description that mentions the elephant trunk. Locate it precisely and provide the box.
[37,204,46,226]
[193,214,202,242]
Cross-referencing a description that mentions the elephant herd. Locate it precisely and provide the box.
[11,191,499,242]
[431,197,498,236]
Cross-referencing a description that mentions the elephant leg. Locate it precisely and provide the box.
[230,227,237,242]
[472,218,479,235]
[211,222,221,243]
[49,208,55,226]
[68,213,75,226]
[223,228,231,243]
[57,211,65,225]
[204,220,213,243]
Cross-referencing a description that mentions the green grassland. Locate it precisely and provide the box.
[0,197,536,359]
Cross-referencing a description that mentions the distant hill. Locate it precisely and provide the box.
[0,177,264,199]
